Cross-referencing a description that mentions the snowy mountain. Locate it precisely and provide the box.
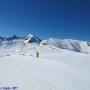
[40,38,90,54]
[6,35,19,41]
[0,34,42,47]
[0,35,20,41]
[24,34,42,43]
[0,34,90,54]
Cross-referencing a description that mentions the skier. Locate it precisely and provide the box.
[36,51,39,58]
[35,45,40,58]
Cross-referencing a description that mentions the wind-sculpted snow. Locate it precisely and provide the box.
[0,45,90,90]
[41,38,90,54]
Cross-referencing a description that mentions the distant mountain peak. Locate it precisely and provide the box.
[6,35,19,41]
[0,34,42,44]
[24,34,42,43]
[25,34,33,40]
[27,34,33,37]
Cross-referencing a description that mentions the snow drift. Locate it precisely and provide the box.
[41,38,90,54]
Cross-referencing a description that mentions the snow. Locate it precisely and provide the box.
[0,45,90,90]
[1,34,90,53]
[41,38,90,54]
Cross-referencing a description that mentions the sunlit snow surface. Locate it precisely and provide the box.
[0,45,90,90]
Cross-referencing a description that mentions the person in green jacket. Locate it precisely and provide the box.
[36,51,39,58]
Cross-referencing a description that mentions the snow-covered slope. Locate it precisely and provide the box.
[41,38,90,54]
[0,45,90,90]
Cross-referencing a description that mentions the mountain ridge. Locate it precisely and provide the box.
[0,34,90,54]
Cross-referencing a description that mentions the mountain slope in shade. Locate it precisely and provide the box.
[6,35,19,41]
[24,34,42,43]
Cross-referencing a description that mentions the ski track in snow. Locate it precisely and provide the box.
[0,45,90,90]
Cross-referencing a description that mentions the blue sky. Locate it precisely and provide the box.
[0,0,90,40]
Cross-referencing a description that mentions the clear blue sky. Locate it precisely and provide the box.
[0,0,90,40]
